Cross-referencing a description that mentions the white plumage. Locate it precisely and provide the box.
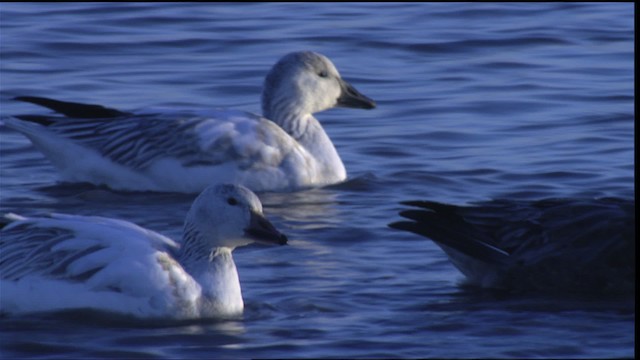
[5,51,375,193]
[0,184,287,319]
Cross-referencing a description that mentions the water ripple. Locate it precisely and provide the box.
[0,2,634,359]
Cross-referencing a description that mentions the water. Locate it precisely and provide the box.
[0,3,634,358]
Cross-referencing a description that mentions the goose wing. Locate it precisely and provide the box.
[0,213,190,296]
[10,96,299,170]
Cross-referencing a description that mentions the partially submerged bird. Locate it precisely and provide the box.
[389,198,635,295]
[0,184,287,319]
[5,51,375,193]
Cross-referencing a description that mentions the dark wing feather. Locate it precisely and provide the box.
[389,198,635,293]
[391,205,510,265]
[13,102,239,169]
[14,96,130,119]
[0,218,106,282]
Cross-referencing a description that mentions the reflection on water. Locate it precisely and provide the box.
[260,188,342,230]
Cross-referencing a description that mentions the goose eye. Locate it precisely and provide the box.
[227,197,238,206]
[318,70,328,78]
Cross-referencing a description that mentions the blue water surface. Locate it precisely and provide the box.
[0,3,634,358]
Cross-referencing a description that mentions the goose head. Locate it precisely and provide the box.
[261,51,376,122]
[184,184,287,252]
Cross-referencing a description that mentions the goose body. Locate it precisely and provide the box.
[390,198,635,294]
[5,51,375,193]
[0,184,287,319]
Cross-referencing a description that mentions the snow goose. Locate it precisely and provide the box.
[5,51,375,193]
[0,184,287,319]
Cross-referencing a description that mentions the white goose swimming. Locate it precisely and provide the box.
[5,51,375,193]
[0,184,287,319]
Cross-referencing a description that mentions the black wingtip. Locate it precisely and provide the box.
[13,115,55,126]
[14,96,130,119]
[388,220,417,232]
[390,200,512,265]
[398,209,433,222]
[388,220,443,246]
